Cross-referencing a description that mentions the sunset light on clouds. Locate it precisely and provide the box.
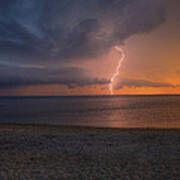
[0,0,180,96]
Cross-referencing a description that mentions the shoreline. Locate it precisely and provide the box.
[0,123,180,131]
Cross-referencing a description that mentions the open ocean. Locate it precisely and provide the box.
[0,95,180,128]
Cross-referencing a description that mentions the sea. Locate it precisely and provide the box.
[0,95,180,128]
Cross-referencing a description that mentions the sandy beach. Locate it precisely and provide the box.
[0,124,179,179]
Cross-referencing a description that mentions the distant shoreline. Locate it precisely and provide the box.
[1,94,180,99]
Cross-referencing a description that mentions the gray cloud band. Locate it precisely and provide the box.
[0,64,109,89]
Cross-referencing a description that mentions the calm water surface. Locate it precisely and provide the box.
[0,96,180,128]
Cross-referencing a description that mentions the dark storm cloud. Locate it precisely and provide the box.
[0,0,167,63]
[0,0,168,90]
[115,78,174,89]
[0,64,109,89]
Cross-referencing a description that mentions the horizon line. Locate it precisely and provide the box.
[1,94,180,98]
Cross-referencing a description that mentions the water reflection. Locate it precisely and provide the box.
[0,96,180,128]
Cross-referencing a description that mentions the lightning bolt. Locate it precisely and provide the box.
[109,46,125,95]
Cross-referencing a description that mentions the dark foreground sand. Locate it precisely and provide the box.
[0,124,179,180]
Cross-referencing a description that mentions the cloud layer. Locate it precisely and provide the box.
[0,0,166,62]
[0,0,168,90]
[0,64,109,89]
[115,78,174,89]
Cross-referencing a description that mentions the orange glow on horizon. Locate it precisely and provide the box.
[1,84,180,96]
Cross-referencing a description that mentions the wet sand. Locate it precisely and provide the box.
[0,124,179,179]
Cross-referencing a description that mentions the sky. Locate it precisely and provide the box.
[0,0,180,96]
